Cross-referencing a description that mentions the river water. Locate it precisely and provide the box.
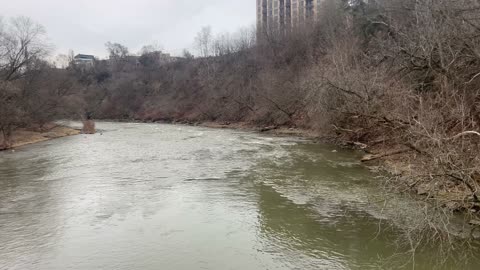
[0,122,478,270]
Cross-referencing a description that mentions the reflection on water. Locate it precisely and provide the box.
[0,122,478,270]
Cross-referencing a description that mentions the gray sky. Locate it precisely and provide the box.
[1,0,256,58]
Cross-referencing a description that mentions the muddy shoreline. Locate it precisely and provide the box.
[0,124,80,151]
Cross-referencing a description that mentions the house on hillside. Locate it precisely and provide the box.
[73,54,95,67]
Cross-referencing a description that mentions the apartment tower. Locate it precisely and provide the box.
[256,0,322,35]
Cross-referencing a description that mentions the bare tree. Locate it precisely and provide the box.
[105,42,129,60]
[0,81,21,149]
[231,25,256,52]
[0,16,50,81]
[139,42,163,55]
[105,42,131,71]
[194,26,213,57]
[212,32,232,56]
[182,49,194,59]
[54,53,70,69]
[0,17,75,148]
[0,17,52,148]
[137,43,165,68]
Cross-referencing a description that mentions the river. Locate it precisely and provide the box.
[0,122,478,270]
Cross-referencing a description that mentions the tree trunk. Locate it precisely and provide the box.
[0,127,12,150]
[82,120,96,134]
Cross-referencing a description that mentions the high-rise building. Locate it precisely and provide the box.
[256,0,323,36]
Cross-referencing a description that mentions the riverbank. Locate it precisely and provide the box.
[0,124,81,151]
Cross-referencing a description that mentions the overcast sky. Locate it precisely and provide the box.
[1,0,256,58]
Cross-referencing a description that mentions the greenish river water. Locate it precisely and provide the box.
[0,122,478,270]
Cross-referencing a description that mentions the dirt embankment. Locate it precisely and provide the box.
[0,124,80,151]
